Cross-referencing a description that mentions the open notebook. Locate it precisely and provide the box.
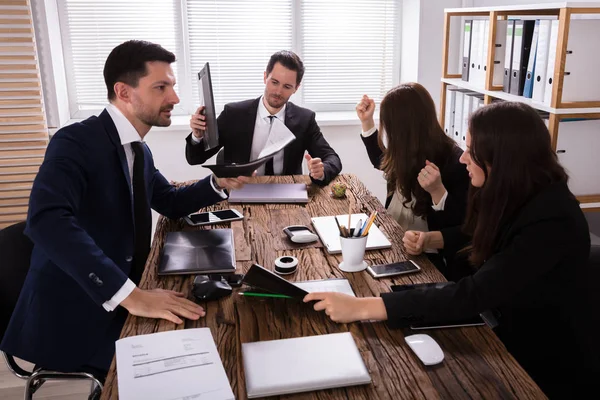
[242,332,371,398]
[311,213,392,254]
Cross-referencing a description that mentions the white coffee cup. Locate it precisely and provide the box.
[339,230,368,272]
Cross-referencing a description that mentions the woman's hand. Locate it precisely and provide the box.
[303,292,387,323]
[355,95,376,132]
[403,230,429,255]
[417,160,447,205]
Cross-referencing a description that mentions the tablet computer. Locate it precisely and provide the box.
[197,62,219,151]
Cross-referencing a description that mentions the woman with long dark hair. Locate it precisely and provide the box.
[356,83,469,269]
[308,102,591,397]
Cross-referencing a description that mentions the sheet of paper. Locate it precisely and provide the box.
[294,279,356,297]
[257,117,295,159]
[116,328,235,400]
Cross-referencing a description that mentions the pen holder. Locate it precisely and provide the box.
[339,230,368,272]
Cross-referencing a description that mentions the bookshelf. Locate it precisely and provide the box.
[440,2,600,211]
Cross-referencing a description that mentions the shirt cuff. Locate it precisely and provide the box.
[102,279,136,312]
[431,190,448,211]
[210,175,228,199]
[190,134,202,145]
[361,127,377,137]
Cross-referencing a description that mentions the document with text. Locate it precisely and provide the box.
[116,328,234,400]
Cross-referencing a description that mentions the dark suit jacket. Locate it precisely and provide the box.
[381,182,591,397]
[185,98,342,186]
[0,110,224,372]
[361,131,469,231]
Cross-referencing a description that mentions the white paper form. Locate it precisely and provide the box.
[116,328,235,400]
[294,279,356,297]
[257,117,295,159]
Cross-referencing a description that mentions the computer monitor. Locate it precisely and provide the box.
[197,62,219,150]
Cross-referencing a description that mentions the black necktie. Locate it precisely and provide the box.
[264,116,275,175]
[130,142,152,285]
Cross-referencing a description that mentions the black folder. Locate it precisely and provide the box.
[157,229,236,275]
[202,155,273,178]
[510,20,536,96]
[242,264,309,299]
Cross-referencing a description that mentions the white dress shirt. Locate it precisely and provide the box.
[102,104,226,312]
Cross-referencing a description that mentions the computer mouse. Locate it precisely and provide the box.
[405,334,444,366]
[192,275,232,301]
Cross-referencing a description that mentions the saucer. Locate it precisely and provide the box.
[339,260,368,272]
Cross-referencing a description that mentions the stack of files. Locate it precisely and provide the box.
[444,86,459,139]
[242,332,371,398]
[116,328,235,400]
[468,19,486,88]
[531,20,553,103]
[555,20,600,104]
[311,213,391,254]
[157,229,236,275]
[451,89,473,147]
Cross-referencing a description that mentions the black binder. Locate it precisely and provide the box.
[157,229,236,275]
[510,20,536,96]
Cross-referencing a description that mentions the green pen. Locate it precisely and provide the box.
[238,292,292,299]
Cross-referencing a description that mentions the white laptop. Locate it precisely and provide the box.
[228,183,308,203]
[242,332,371,398]
[311,213,392,254]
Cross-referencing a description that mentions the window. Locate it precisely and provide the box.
[57,0,400,119]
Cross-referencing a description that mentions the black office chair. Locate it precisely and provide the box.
[0,221,103,400]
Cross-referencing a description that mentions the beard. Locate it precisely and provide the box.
[133,100,173,127]
[266,93,286,109]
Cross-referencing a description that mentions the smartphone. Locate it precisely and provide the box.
[366,260,421,278]
[184,209,243,226]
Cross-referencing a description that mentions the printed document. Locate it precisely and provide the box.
[257,117,295,159]
[116,328,234,400]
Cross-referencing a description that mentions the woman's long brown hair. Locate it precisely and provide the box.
[464,102,568,265]
[378,83,456,217]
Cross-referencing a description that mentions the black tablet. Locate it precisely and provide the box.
[197,62,219,151]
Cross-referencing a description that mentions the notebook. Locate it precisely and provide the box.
[157,229,236,275]
[228,183,308,204]
[311,213,392,254]
[242,332,371,398]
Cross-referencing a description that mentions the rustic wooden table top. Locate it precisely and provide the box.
[101,174,544,400]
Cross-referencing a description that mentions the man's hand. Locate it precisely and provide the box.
[305,154,324,180]
[417,160,446,204]
[303,292,387,323]
[355,94,376,132]
[215,174,254,191]
[190,106,206,139]
[120,287,205,324]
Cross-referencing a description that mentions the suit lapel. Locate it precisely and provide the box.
[99,110,134,212]
[237,98,261,163]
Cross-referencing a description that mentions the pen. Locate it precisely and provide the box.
[354,219,362,237]
[334,217,344,237]
[238,292,292,299]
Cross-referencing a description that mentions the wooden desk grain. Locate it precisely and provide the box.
[100,174,545,399]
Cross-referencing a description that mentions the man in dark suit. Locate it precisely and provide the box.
[0,40,249,379]
[185,51,342,186]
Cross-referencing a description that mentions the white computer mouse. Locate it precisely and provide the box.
[405,334,445,366]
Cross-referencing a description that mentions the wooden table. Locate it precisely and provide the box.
[101,174,545,399]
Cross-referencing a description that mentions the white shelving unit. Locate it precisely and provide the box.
[440,3,600,211]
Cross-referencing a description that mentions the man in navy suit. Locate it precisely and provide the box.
[0,40,249,379]
[185,51,342,186]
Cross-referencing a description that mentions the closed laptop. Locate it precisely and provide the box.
[228,183,308,203]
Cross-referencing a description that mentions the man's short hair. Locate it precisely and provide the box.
[103,40,176,101]
[266,50,305,86]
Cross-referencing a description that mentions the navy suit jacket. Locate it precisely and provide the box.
[0,110,223,372]
[185,98,342,186]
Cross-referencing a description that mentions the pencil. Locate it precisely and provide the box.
[362,211,378,236]
[238,292,292,299]
[334,217,344,237]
